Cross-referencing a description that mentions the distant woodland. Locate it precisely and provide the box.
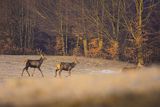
[0,0,160,65]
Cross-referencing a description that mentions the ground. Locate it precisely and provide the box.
[0,55,160,107]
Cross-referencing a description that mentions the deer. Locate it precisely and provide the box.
[121,63,142,72]
[55,56,79,77]
[21,50,47,77]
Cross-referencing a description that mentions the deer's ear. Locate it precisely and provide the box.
[73,55,77,59]
[73,55,79,63]
[40,54,44,58]
[36,48,43,55]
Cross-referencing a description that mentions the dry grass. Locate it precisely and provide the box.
[0,55,160,107]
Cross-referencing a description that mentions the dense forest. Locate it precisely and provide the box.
[0,0,160,65]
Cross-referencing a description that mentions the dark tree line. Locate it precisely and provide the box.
[0,0,160,65]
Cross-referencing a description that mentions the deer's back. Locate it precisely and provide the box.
[60,62,75,70]
[26,60,41,67]
[122,66,140,72]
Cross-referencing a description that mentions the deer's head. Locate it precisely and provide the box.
[73,56,79,64]
[40,53,47,60]
[37,49,47,60]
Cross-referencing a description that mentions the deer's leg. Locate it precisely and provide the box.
[58,70,62,78]
[66,70,71,77]
[55,69,59,77]
[38,68,44,77]
[26,68,30,76]
[32,68,36,77]
[68,70,71,76]
[21,67,26,76]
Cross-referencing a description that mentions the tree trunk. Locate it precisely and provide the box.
[82,0,88,56]
[59,0,65,55]
[83,36,88,56]
[136,0,144,66]
[98,0,103,50]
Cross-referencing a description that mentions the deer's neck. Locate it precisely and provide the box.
[39,57,44,64]
[71,62,76,67]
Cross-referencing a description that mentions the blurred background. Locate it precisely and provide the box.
[0,0,159,65]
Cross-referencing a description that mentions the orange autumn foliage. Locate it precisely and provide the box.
[107,40,119,59]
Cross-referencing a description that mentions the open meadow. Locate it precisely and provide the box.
[0,55,160,107]
[0,0,160,107]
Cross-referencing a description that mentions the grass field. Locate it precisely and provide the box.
[0,55,160,107]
